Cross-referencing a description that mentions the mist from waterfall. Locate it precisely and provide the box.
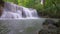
[4,2,39,19]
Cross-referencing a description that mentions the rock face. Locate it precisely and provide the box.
[38,19,59,34]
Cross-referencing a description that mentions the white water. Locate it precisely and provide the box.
[22,7,38,18]
[2,2,39,34]
[4,2,39,19]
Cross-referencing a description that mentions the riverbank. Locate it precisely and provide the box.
[37,11,60,19]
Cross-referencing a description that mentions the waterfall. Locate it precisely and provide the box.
[29,8,38,17]
[4,2,39,19]
[22,7,39,18]
[22,7,33,17]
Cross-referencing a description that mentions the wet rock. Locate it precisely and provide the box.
[38,19,58,34]
[43,19,59,27]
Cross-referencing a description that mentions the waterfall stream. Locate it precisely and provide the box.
[4,2,39,19]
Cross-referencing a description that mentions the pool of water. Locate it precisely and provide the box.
[0,18,59,34]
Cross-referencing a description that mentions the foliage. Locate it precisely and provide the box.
[37,0,60,18]
[43,0,60,18]
[4,0,60,18]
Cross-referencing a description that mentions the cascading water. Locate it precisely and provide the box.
[22,7,33,17]
[4,2,39,19]
[22,7,39,18]
[29,8,38,17]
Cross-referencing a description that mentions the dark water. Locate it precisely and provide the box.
[0,18,59,34]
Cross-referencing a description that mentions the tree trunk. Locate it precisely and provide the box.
[41,0,45,5]
[41,0,45,8]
